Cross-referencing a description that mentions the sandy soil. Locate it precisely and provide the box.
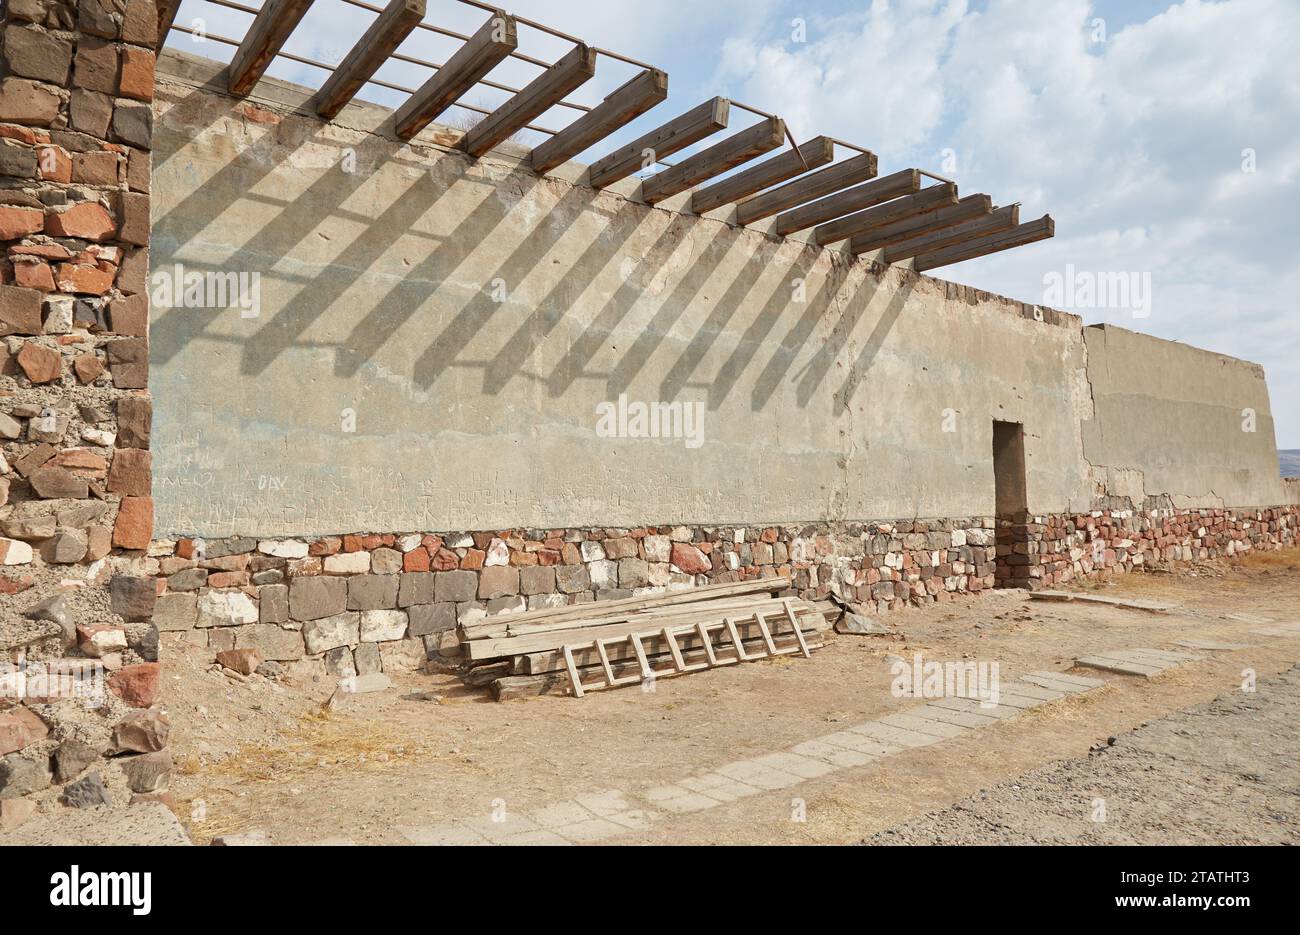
[163,547,1300,845]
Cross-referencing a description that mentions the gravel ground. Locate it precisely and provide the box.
[863,664,1300,845]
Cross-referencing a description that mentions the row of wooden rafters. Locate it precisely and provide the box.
[155,0,1054,272]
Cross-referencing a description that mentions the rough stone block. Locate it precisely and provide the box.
[397,571,436,607]
[289,575,347,621]
[353,642,381,675]
[112,495,152,549]
[106,447,150,496]
[519,565,556,596]
[3,25,74,85]
[303,612,360,654]
[234,624,304,661]
[407,602,455,637]
[196,589,258,628]
[555,564,591,594]
[347,574,398,611]
[478,565,518,600]
[152,591,197,631]
[112,99,152,149]
[258,583,288,623]
[109,574,155,621]
[360,609,407,643]
[115,395,151,448]
[105,337,147,387]
[73,36,119,94]
[434,569,476,603]
[0,77,62,125]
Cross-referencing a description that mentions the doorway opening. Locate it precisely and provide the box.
[992,421,1032,589]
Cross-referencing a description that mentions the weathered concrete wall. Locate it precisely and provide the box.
[1081,324,1285,509]
[148,51,1284,539]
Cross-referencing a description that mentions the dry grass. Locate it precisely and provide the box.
[178,708,458,843]
[1235,545,1300,573]
[1018,682,1116,724]
[196,708,443,785]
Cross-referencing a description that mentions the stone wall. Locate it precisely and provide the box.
[145,505,1297,677]
[0,0,165,824]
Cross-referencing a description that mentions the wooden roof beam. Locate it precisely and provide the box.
[587,97,730,189]
[314,0,427,121]
[393,13,519,141]
[913,215,1055,272]
[156,0,182,51]
[641,117,786,205]
[773,168,919,237]
[690,136,834,215]
[735,151,877,226]
[530,69,668,174]
[885,204,1018,263]
[228,0,317,97]
[814,182,958,246]
[850,194,992,255]
[462,43,597,157]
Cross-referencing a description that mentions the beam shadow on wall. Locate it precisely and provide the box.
[149,83,908,413]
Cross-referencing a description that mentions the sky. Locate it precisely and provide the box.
[166,0,1300,447]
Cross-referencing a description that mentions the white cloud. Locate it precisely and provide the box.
[709,0,1300,446]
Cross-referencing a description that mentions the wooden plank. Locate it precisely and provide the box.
[228,0,317,97]
[491,672,565,701]
[470,594,796,642]
[640,117,786,205]
[467,604,806,662]
[314,0,426,120]
[460,576,789,639]
[530,69,668,174]
[691,137,833,215]
[462,43,597,157]
[735,151,877,225]
[475,595,821,663]
[587,97,730,189]
[773,169,919,237]
[157,0,183,50]
[912,215,1054,272]
[393,12,518,140]
[884,204,1018,263]
[813,182,957,246]
[850,194,992,255]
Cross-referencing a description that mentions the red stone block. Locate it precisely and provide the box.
[431,548,459,571]
[112,496,153,550]
[44,201,116,240]
[108,663,162,708]
[0,205,44,239]
[13,260,54,292]
[403,547,431,572]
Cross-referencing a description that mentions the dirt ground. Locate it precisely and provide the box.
[862,662,1300,844]
[164,547,1300,845]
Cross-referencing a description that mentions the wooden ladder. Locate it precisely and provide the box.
[562,599,813,697]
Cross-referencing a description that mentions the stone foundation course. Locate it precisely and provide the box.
[147,505,1297,676]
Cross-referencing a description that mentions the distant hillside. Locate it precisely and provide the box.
[1281,450,1300,478]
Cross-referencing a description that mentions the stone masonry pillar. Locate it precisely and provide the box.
[0,0,162,818]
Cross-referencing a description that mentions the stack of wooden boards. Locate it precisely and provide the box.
[456,577,833,700]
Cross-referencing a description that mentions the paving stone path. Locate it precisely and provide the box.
[393,670,1104,846]
[1074,647,1205,677]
